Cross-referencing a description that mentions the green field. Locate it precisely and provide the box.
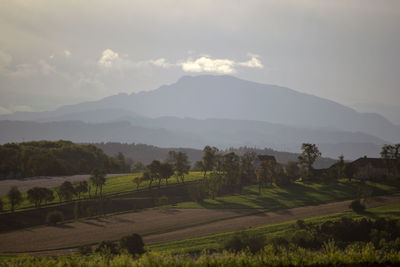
[174,179,400,210]
[149,202,400,254]
[1,172,204,211]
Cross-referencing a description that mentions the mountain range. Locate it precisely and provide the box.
[1,75,398,159]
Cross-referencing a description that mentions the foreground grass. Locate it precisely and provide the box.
[2,243,400,266]
[1,172,203,211]
[175,179,400,210]
[149,202,400,254]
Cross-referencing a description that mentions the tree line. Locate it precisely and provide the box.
[0,140,131,179]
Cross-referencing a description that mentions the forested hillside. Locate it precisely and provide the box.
[0,140,129,179]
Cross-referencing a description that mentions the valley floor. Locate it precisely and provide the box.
[1,193,399,256]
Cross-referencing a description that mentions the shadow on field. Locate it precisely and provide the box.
[53,224,74,229]
[81,220,105,228]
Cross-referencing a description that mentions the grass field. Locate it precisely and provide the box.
[149,202,400,254]
[174,179,400,210]
[0,172,203,211]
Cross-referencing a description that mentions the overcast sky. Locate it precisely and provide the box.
[0,0,399,113]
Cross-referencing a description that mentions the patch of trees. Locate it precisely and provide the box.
[0,140,131,179]
[91,233,145,256]
[273,218,400,250]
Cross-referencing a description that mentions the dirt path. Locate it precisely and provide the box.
[1,194,399,255]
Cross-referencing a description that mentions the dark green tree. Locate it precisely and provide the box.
[90,169,106,199]
[120,233,145,255]
[169,151,191,183]
[27,187,54,208]
[147,160,161,189]
[201,146,219,178]
[7,186,23,212]
[75,181,88,200]
[240,151,256,185]
[159,162,174,186]
[298,143,321,179]
[285,161,300,179]
[56,181,75,204]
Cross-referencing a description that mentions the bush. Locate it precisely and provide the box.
[349,199,365,213]
[95,240,119,255]
[223,231,266,253]
[120,233,145,255]
[46,210,64,225]
[78,245,92,255]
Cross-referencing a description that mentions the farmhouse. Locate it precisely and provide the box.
[351,157,391,180]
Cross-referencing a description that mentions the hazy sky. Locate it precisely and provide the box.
[0,0,399,113]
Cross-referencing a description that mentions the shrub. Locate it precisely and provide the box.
[46,210,64,225]
[349,199,365,213]
[155,195,169,206]
[78,245,92,255]
[95,240,119,255]
[223,231,266,253]
[120,233,145,255]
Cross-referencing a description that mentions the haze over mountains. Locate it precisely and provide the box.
[1,75,398,159]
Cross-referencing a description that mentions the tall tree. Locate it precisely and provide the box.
[90,169,106,199]
[159,162,174,186]
[201,146,219,178]
[7,186,23,212]
[27,187,54,208]
[75,181,88,200]
[222,152,241,185]
[285,161,300,179]
[298,143,321,179]
[240,151,256,185]
[147,160,161,190]
[56,181,75,204]
[169,151,191,183]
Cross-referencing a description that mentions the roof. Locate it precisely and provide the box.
[352,157,397,169]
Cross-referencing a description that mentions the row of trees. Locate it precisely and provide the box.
[1,168,107,212]
[0,141,130,179]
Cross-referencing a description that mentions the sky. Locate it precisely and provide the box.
[0,0,399,114]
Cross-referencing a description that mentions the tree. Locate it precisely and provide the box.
[147,160,161,190]
[75,181,88,200]
[285,161,300,179]
[240,151,256,185]
[298,143,321,179]
[132,177,141,190]
[0,198,3,212]
[221,152,241,186]
[120,233,145,255]
[381,144,400,177]
[132,161,145,173]
[201,146,219,178]
[7,186,23,212]
[207,172,223,200]
[56,181,75,204]
[27,187,54,208]
[159,162,174,186]
[256,161,271,194]
[169,151,191,183]
[336,155,345,179]
[90,169,106,199]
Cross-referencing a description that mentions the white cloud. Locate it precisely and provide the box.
[98,49,120,68]
[96,49,263,75]
[237,54,263,68]
[181,57,236,74]
[180,54,263,74]
[64,50,71,58]
[0,50,12,72]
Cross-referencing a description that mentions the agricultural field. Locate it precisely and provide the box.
[0,193,399,255]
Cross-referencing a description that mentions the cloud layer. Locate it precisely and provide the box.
[97,49,263,74]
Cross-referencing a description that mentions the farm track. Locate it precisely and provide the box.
[1,193,399,256]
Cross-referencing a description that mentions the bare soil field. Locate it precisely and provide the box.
[1,194,399,256]
[0,174,124,196]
